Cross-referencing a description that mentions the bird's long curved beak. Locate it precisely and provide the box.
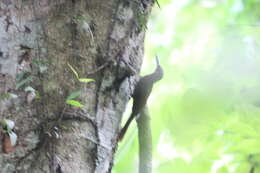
[155,55,160,66]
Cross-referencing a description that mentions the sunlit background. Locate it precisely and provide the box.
[114,0,260,172]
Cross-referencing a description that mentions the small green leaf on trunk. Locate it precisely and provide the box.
[66,99,84,108]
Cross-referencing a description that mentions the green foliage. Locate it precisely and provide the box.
[32,59,49,73]
[0,119,17,146]
[78,78,94,83]
[16,71,30,81]
[16,71,33,90]
[0,119,14,133]
[73,15,89,22]
[66,62,93,108]
[16,76,32,89]
[67,63,95,83]
[66,99,84,108]
[114,0,260,173]
[0,93,11,100]
[66,90,84,108]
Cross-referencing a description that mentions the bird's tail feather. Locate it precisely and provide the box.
[117,114,135,141]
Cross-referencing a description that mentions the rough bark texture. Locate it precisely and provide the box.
[0,0,154,173]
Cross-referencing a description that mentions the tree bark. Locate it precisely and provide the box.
[0,0,154,172]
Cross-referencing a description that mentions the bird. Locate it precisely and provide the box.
[118,56,163,141]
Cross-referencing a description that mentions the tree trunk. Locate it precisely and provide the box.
[0,0,154,172]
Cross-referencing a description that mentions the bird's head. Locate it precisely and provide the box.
[153,56,164,81]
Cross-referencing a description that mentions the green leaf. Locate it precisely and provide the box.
[35,91,41,99]
[0,93,11,100]
[78,78,95,83]
[0,93,17,100]
[66,99,84,108]
[66,90,81,100]
[67,63,79,79]
[4,119,15,130]
[1,119,15,133]
[74,16,89,22]
[67,63,95,83]
[32,59,48,65]
[16,71,30,81]
[9,93,18,98]
[16,76,33,89]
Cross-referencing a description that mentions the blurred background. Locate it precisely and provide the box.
[113,0,260,172]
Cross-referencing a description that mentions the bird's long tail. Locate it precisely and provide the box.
[117,113,136,141]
